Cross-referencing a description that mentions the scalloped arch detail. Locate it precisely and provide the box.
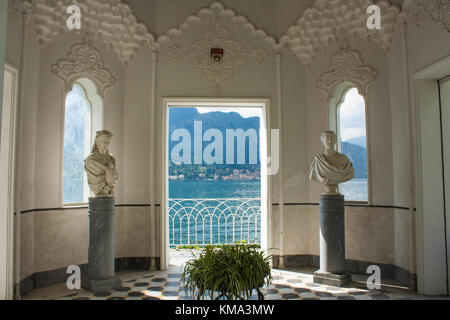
[155,2,278,50]
[51,35,116,97]
[24,0,156,65]
[316,48,378,100]
[23,0,407,67]
[280,0,405,66]
[156,2,278,93]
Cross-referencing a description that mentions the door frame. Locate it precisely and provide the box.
[413,55,450,295]
[438,76,450,294]
[160,97,272,270]
[0,63,19,300]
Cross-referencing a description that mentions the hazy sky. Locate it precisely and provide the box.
[339,88,366,141]
[194,92,364,141]
[196,107,261,118]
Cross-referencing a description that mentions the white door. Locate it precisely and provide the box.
[440,77,450,294]
[0,65,18,300]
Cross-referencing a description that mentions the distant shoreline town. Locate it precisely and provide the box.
[169,164,260,181]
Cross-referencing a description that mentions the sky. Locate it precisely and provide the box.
[196,107,261,118]
[195,90,365,142]
[339,88,366,141]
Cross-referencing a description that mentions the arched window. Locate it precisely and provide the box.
[337,87,368,202]
[63,84,91,204]
[62,79,103,205]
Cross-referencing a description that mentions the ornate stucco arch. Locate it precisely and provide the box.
[51,34,116,97]
[316,48,379,101]
[279,0,405,66]
[24,0,156,65]
[156,2,278,94]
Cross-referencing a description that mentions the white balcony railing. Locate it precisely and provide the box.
[168,198,261,247]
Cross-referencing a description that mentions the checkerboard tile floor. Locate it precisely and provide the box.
[46,266,439,301]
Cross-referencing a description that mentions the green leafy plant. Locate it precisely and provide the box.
[181,244,272,300]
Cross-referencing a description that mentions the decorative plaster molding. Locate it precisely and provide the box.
[51,35,116,97]
[316,48,378,100]
[157,2,276,94]
[411,0,450,33]
[8,0,19,18]
[280,0,404,66]
[156,2,277,50]
[24,0,156,65]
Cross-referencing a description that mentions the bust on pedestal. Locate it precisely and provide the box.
[309,131,354,287]
[81,130,122,292]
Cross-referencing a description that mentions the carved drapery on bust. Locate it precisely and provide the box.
[51,35,116,97]
[85,130,118,198]
[316,48,378,100]
[309,131,354,195]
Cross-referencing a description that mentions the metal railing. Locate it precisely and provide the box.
[168,198,261,247]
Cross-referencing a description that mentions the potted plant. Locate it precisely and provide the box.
[181,244,272,300]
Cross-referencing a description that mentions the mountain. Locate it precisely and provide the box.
[169,107,260,165]
[344,136,366,148]
[341,141,367,179]
[168,107,367,179]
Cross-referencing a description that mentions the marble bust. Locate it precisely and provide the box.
[309,130,354,195]
[85,130,118,197]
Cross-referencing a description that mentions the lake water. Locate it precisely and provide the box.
[169,180,261,246]
[169,179,261,199]
[169,178,367,201]
[168,179,367,246]
[340,179,368,202]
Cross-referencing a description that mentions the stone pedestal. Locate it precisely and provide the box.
[313,194,351,287]
[82,197,122,292]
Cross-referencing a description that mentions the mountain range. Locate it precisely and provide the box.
[168,107,366,179]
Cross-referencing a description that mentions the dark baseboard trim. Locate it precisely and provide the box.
[271,203,415,211]
[21,203,415,215]
[18,256,161,297]
[272,254,416,290]
[20,204,155,215]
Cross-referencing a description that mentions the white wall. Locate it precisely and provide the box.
[8,0,450,295]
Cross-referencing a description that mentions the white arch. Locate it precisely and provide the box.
[279,0,404,66]
[24,0,156,64]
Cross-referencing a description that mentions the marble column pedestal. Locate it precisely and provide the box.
[82,197,122,293]
[313,194,351,287]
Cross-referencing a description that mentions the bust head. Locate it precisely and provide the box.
[91,130,113,155]
[320,130,337,151]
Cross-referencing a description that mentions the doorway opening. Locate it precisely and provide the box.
[162,98,270,269]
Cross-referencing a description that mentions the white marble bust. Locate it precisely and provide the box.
[85,130,118,197]
[309,130,354,195]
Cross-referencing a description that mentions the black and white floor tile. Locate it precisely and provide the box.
[47,267,436,301]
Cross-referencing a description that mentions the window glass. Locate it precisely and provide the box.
[63,84,91,204]
[338,88,368,202]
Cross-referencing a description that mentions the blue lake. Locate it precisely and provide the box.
[169,179,261,199]
[169,180,261,246]
[168,179,367,246]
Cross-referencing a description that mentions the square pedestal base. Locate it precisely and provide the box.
[82,275,122,293]
[313,271,351,287]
